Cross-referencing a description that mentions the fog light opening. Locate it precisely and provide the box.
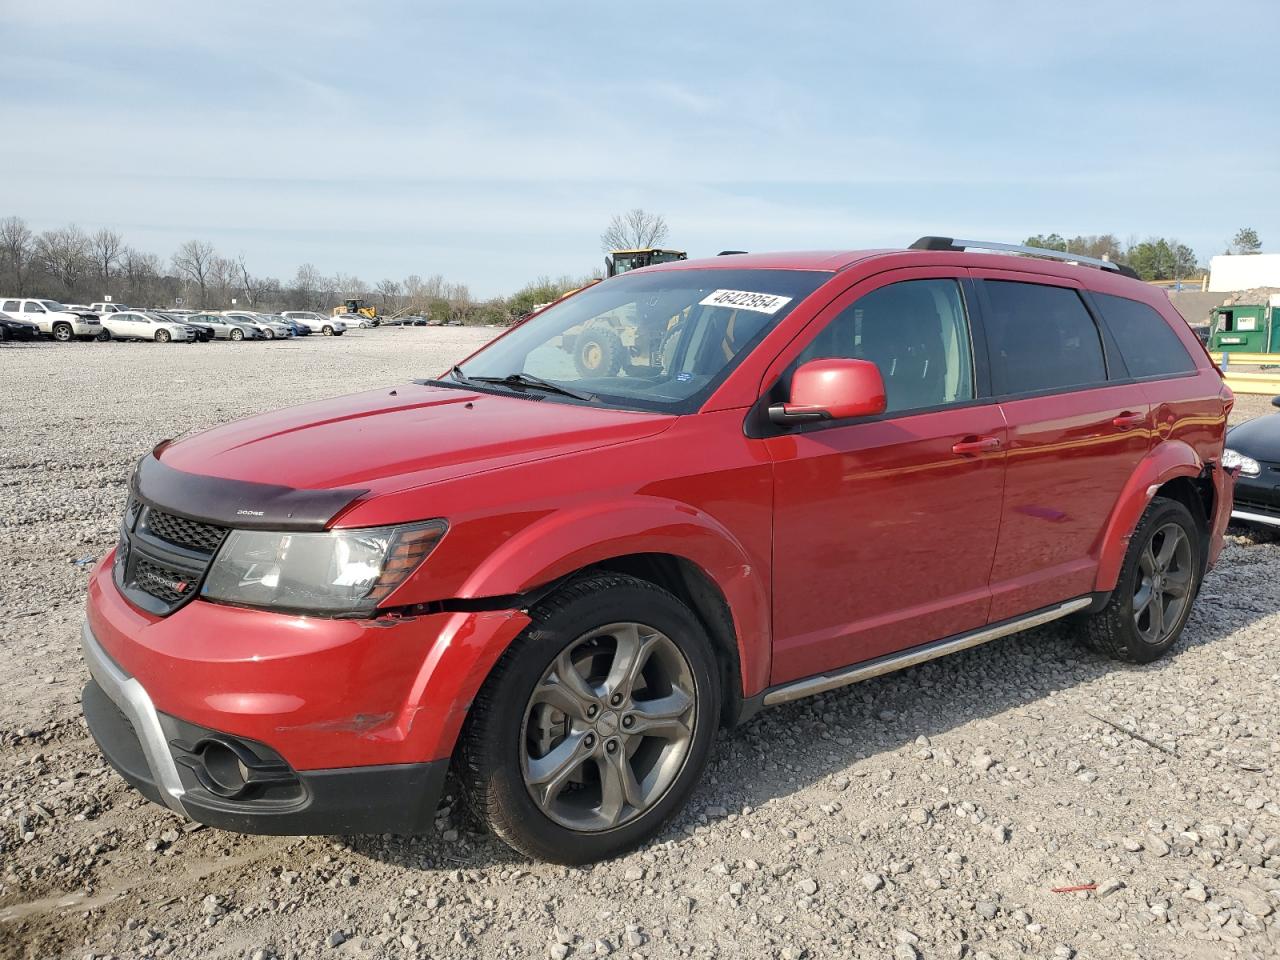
[198,740,250,798]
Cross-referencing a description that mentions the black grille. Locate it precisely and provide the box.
[134,558,200,604]
[144,509,227,553]
[116,497,224,615]
[1234,495,1280,517]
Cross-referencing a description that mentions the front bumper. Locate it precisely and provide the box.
[82,621,448,834]
[1232,471,1280,527]
[72,321,102,336]
[82,556,531,833]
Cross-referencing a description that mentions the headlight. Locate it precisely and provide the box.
[201,520,446,614]
[1223,448,1260,477]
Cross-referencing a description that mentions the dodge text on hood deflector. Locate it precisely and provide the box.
[133,454,367,531]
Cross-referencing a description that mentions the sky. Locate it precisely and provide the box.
[2,0,1278,298]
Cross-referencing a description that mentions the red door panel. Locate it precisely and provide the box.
[766,404,1006,685]
[989,384,1152,619]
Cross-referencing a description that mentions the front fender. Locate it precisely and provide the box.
[458,496,772,697]
[1094,440,1205,591]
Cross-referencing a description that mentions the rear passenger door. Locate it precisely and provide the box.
[974,273,1153,621]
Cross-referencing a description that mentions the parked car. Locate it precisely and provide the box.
[280,311,347,336]
[1224,398,1280,533]
[81,238,1234,864]
[98,311,193,343]
[222,311,292,339]
[334,311,374,329]
[155,311,214,342]
[0,297,104,341]
[260,312,310,337]
[185,313,263,341]
[90,302,130,315]
[0,310,39,341]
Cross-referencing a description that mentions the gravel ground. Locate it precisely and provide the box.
[1,332,1278,960]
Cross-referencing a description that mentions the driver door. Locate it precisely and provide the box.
[763,270,1007,685]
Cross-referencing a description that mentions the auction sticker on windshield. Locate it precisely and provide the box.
[698,289,793,315]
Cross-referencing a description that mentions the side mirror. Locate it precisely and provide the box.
[1271,396,1280,409]
[769,358,887,425]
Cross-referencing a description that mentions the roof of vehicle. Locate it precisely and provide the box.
[645,242,1150,293]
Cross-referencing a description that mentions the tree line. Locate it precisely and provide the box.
[1021,227,1264,281]
[0,216,592,324]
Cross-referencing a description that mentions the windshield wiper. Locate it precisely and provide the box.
[460,370,593,402]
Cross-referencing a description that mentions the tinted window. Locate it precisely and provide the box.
[795,279,974,413]
[2,300,18,311]
[1092,293,1196,379]
[983,281,1106,395]
[22,302,42,313]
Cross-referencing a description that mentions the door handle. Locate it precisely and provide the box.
[1112,412,1146,430]
[952,435,1003,455]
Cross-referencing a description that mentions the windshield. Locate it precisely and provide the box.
[39,300,68,311]
[454,268,827,413]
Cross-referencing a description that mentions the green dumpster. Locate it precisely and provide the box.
[1209,304,1271,353]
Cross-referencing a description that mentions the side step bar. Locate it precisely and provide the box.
[761,597,1091,707]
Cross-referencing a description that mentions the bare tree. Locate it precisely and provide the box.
[208,256,237,306]
[293,263,322,308]
[375,278,401,311]
[236,254,261,307]
[90,227,124,291]
[0,216,34,294]
[37,225,91,297]
[171,239,217,305]
[600,208,670,252]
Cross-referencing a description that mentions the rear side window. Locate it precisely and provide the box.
[1092,293,1196,379]
[983,281,1106,395]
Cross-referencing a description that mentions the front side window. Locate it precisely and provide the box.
[23,302,43,313]
[456,268,828,413]
[983,281,1106,395]
[794,278,975,413]
[1092,292,1196,379]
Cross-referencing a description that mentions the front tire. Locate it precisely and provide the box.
[154,329,171,343]
[52,323,73,343]
[460,574,720,864]
[96,329,111,342]
[572,326,624,378]
[264,328,275,339]
[230,328,245,341]
[322,325,334,336]
[1079,497,1202,664]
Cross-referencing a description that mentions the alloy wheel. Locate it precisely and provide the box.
[521,622,696,832]
[1133,521,1193,645]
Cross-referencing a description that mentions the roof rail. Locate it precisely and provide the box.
[909,236,1141,280]
[717,250,748,256]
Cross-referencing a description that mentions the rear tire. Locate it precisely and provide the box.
[1078,497,1202,664]
[460,574,719,864]
[155,329,171,343]
[52,323,73,343]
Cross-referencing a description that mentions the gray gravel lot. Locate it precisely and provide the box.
[1,331,1278,960]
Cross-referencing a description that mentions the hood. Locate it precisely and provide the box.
[158,383,674,495]
[1227,410,1280,462]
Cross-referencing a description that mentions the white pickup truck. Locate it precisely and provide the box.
[0,297,104,341]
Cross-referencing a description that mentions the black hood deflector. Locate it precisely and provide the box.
[132,454,369,531]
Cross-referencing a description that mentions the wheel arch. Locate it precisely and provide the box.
[450,497,771,703]
[1095,439,1213,592]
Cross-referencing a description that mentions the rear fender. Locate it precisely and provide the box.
[1095,440,1204,591]
[458,497,771,696]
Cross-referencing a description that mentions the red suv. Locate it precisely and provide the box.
[82,238,1234,863]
